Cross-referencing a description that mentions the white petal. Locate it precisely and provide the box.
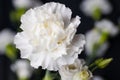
[29,53,45,68]
[65,16,81,45]
[56,34,85,69]
[67,34,85,56]
[20,9,37,31]
[14,32,33,58]
[57,54,78,68]
[29,53,59,70]
[43,2,72,27]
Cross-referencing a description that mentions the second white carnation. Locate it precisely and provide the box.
[59,59,92,80]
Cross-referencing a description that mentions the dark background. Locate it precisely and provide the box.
[0,0,120,80]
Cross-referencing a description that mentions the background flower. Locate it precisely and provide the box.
[0,29,15,54]
[11,59,33,79]
[85,29,109,57]
[80,0,112,19]
[95,19,119,36]
[12,0,42,9]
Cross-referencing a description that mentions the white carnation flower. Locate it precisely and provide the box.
[13,0,42,9]
[80,0,112,16]
[95,19,119,36]
[59,59,92,80]
[0,29,15,54]
[85,29,109,57]
[14,2,85,71]
[11,59,33,79]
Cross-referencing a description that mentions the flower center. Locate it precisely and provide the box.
[68,64,77,70]
[29,12,67,55]
[79,69,90,80]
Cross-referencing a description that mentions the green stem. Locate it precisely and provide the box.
[86,50,97,65]
[91,66,98,72]
[89,62,95,68]
[92,8,101,20]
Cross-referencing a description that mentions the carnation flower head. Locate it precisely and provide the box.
[14,2,85,71]
[59,59,92,80]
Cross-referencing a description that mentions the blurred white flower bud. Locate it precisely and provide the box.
[80,0,112,17]
[0,29,15,54]
[85,29,109,57]
[95,19,119,36]
[13,0,42,9]
[11,59,33,79]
